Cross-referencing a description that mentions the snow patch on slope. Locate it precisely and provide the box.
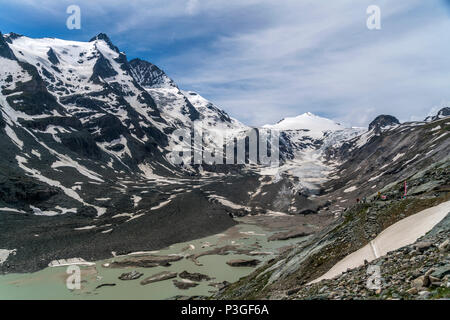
[0,249,16,265]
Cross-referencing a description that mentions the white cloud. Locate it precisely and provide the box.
[160,1,450,126]
[185,0,199,15]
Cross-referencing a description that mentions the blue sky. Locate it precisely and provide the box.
[1,0,450,127]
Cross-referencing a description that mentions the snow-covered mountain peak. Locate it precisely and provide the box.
[368,115,400,133]
[89,33,120,53]
[263,112,344,138]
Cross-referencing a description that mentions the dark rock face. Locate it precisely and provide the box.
[46,48,59,65]
[437,107,450,118]
[0,112,5,129]
[368,115,400,132]
[90,114,128,141]
[0,31,16,60]
[129,58,177,89]
[182,97,201,122]
[3,62,65,115]
[0,174,60,207]
[5,32,23,42]
[60,131,103,159]
[89,54,118,83]
[19,116,83,131]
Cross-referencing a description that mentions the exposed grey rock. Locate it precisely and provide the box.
[406,287,418,295]
[107,255,183,268]
[268,229,314,241]
[209,281,231,290]
[226,259,260,267]
[438,239,450,252]
[173,279,199,290]
[140,271,177,285]
[414,242,434,252]
[179,271,211,282]
[118,270,144,281]
[129,58,177,89]
[431,265,450,279]
[412,275,430,289]
[368,115,400,132]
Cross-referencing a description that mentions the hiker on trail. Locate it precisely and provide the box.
[403,180,408,198]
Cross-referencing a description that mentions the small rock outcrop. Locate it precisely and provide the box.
[173,279,199,290]
[118,270,144,281]
[140,271,177,285]
[179,271,211,282]
[226,259,260,267]
[107,255,183,268]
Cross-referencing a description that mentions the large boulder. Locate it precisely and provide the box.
[173,279,199,290]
